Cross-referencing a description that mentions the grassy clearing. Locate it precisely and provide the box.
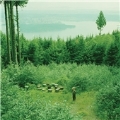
[2,63,120,120]
[27,89,100,120]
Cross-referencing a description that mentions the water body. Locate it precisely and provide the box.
[20,21,119,40]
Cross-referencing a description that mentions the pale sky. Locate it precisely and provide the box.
[29,0,119,2]
[0,0,119,12]
[19,0,119,12]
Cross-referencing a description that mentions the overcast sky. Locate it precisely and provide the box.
[29,0,119,2]
[18,0,119,12]
[0,0,119,12]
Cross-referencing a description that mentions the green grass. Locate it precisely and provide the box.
[27,89,100,120]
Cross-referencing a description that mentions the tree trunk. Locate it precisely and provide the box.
[4,1,11,64]
[8,2,13,61]
[16,3,21,64]
[99,28,101,35]
[10,1,17,64]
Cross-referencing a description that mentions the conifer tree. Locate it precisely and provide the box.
[96,11,106,35]
[104,42,119,66]
[4,1,11,64]
[3,0,28,65]
[14,0,28,64]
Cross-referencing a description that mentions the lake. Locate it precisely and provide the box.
[1,8,119,40]
[21,21,119,40]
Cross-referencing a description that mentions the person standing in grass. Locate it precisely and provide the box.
[72,87,76,101]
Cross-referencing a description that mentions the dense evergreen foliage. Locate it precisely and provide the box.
[1,30,120,68]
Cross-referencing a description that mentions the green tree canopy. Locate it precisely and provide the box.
[96,11,106,35]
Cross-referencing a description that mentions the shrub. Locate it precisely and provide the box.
[2,89,81,120]
[67,72,88,93]
[95,80,120,120]
[1,68,81,120]
[3,64,20,82]
[3,63,45,87]
[1,73,21,116]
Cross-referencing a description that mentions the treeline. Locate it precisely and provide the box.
[1,30,120,68]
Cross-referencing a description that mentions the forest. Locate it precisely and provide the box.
[1,0,120,120]
[1,30,120,120]
[1,30,120,68]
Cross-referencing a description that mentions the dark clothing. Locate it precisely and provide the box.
[47,84,51,89]
[72,90,76,101]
